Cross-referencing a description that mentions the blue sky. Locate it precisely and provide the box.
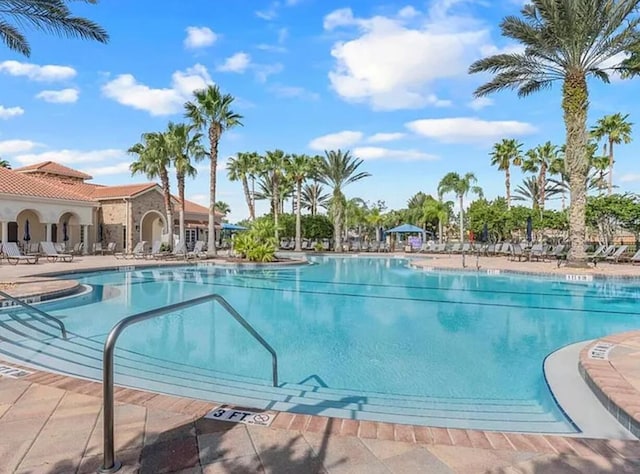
[1,0,639,222]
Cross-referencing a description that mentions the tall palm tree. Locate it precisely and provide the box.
[317,150,371,252]
[262,149,289,240]
[437,172,482,243]
[286,154,315,251]
[185,85,243,256]
[422,197,452,244]
[0,158,10,169]
[469,0,640,266]
[521,142,560,211]
[590,113,633,194]
[129,132,173,247]
[0,0,108,57]
[301,183,329,216]
[227,152,260,220]
[166,122,206,243]
[489,139,523,208]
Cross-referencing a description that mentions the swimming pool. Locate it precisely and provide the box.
[2,256,640,433]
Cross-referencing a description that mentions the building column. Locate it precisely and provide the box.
[82,225,89,254]
[45,223,52,242]
[1,221,7,244]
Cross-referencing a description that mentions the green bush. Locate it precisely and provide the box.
[233,221,277,262]
[251,214,333,240]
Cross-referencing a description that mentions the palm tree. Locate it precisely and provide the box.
[0,0,108,57]
[301,183,329,216]
[437,172,482,243]
[185,85,243,256]
[469,0,640,266]
[286,154,315,251]
[166,122,206,243]
[227,152,259,220]
[521,142,560,211]
[262,149,289,240]
[129,132,173,246]
[513,176,561,209]
[365,207,385,242]
[590,113,633,194]
[490,139,523,208]
[344,197,368,239]
[317,150,371,253]
[422,197,452,244]
[0,158,10,169]
[215,201,230,218]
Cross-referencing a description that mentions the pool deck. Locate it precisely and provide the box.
[2,253,640,472]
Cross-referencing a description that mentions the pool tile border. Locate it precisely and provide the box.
[2,359,639,461]
[579,331,640,439]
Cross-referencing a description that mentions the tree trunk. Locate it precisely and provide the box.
[438,218,443,244]
[273,174,279,241]
[295,181,302,251]
[505,166,511,209]
[207,126,220,257]
[608,138,614,195]
[459,195,464,243]
[563,74,589,266]
[538,162,547,211]
[251,176,256,220]
[160,169,173,250]
[177,172,185,246]
[333,192,342,252]
[241,176,254,220]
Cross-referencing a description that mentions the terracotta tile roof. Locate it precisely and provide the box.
[14,161,93,180]
[179,198,223,217]
[92,183,158,199]
[0,166,95,202]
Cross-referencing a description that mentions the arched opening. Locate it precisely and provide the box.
[140,210,166,247]
[14,209,44,252]
[58,212,81,251]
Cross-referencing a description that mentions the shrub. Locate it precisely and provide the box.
[233,223,277,262]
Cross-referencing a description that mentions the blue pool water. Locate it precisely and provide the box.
[3,256,640,432]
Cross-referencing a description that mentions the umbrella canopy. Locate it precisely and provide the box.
[481,223,489,243]
[23,219,31,242]
[62,222,69,241]
[386,223,424,233]
[221,223,248,231]
[526,216,533,242]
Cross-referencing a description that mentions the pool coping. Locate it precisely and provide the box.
[2,358,639,459]
[579,332,640,439]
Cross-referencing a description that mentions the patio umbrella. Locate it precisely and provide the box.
[481,223,489,243]
[221,223,248,231]
[23,219,31,242]
[98,223,104,242]
[526,216,533,243]
[63,222,69,242]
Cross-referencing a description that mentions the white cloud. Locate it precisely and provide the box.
[397,6,420,19]
[308,131,363,151]
[217,52,251,73]
[0,105,24,119]
[101,64,212,116]
[184,26,218,49]
[324,2,496,110]
[619,173,640,183]
[270,85,319,100]
[0,139,39,154]
[406,117,537,143]
[256,43,287,53]
[256,0,302,20]
[14,148,125,165]
[81,162,131,177]
[0,60,76,81]
[254,62,283,82]
[366,132,406,143]
[467,97,493,110]
[35,88,79,104]
[353,146,438,161]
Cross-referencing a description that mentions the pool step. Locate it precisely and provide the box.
[0,312,573,433]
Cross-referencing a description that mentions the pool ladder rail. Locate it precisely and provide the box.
[0,289,67,339]
[99,293,278,473]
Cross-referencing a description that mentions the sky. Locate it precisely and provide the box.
[1,0,639,222]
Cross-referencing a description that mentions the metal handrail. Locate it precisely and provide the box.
[0,289,67,339]
[99,293,278,473]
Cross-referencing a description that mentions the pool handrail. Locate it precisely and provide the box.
[0,289,67,339]
[99,293,278,473]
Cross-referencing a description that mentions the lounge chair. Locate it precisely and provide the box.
[93,242,103,255]
[116,241,147,260]
[449,243,461,254]
[589,244,615,265]
[529,243,548,261]
[604,245,629,264]
[159,241,187,260]
[104,242,116,255]
[186,241,206,259]
[1,242,39,265]
[626,249,640,265]
[40,241,74,262]
[70,242,84,255]
[510,243,526,262]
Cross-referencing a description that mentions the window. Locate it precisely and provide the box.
[122,226,127,250]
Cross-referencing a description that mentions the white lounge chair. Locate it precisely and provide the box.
[40,241,73,262]
[604,245,629,264]
[186,241,206,259]
[2,242,39,265]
